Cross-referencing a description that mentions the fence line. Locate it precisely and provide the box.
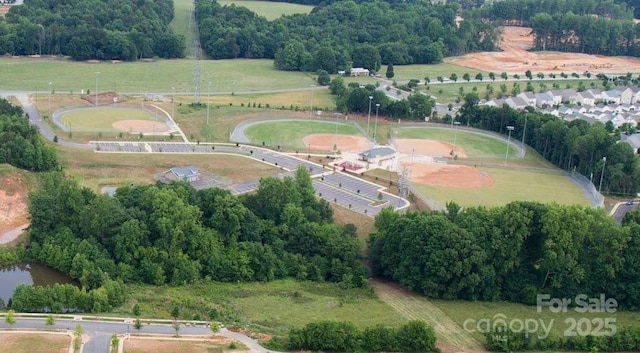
[568,170,605,208]
[409,185,446,211]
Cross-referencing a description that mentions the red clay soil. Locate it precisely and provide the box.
[407,163,494,189]
[395,138,468,159]
[303,134,370,152]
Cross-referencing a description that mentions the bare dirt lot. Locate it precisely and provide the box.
[395,138,468,159]
[124,336,246,353]
[448,26,640,74]
[303,134,371,152]
[406,163,494,189]
[112,119,168,133]
[0,169,30,236]
[0,332,70,353]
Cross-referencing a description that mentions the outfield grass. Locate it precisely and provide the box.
[432,298,640,343]
[393,127,518,159]
[244,120,363,149]
[424,78,601,103]
[121,279,405,333]
[57,146,281,191]
[392,63,488,82]
[60,107,159,130]
[218,0,313,20]
[0,58,313,92]
[411,166,591,208]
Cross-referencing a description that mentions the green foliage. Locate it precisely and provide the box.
[197,0,496,70]
[210,322,220,333]
[110,334,119,351]
[45,314,55,326]
[11,281,124,313]
[5,310,16,324]
[370,201,640,309]
[288,320,438,352]
[316,70,330,86]
[0,0,183,60]
[0,98,58,172]
[132,303,141,316]
[386,63,394,79]
[73,324,83,352]
[0,248,27,265]
[134,318,142,331]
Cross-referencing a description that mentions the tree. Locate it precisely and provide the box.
[134,318,142,331]
[46,314,55,326]
[132,303,141,317]
[73,324,83,352]
[450,73,458,82]
[317,70,330,86]
[501,72,508,80]
[463,73,471,82]
[5,310,16,325]
[525,70,533,80]
[489,72,496,81]
[385,63,394,79]
[210,322,220,333]
[171,305,181,319]
[172,320,181,337]
[475,73,483,81]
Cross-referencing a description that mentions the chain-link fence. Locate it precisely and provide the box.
[568,170,605,208]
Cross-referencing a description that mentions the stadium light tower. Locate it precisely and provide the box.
[599,156,607,193]
[366,95,373,137]
[505,125,515,166]
[94,72,100,106]
[373,103,380,143]
[453,121,461,152]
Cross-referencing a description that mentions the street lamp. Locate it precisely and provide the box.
[366,95,373,137]
[599,156,607,193]
[373,103,380,143]
[94,72,100,106]
[310,85,316,119]
[334,112,341,151]
[206,81,211,125]
[172,87,176,119]
[453,121,461,152]
[505,125,514,166]
[48,82,52,117]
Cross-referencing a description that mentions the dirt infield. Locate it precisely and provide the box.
[447,26,640,74]
[395,138,468,159]
[303,133,370,152]
[112,119,168,133]
[407,163,494,189]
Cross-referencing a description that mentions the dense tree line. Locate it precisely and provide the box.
[369,202,640,309]
[195,0,498,71]
[0,98,57,172]
[458,98,640,195]
[11,282,125,313]
[27,166,367,296]
[480,0,634,23]
[329,77,435,120]
[0,0,184,60]
[288,320,438,353]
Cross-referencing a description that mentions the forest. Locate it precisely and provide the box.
[0,0,184,60]
[194,0,497,71]
[0,98,57,172]
[479,0,640,57]
[457,97,640,196]
[24,166,367,303]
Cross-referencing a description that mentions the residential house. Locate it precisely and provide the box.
[601,90,621,104]
[578,91,596,106]
[614,86,634,104]
[517,92,537,107]
[350,68,369,77]
[505,96,528,110]
[535,91,555,108]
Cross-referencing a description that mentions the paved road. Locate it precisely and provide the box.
[0,316,273,353]
[611,201,639,223]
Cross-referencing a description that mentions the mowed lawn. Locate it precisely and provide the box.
[57,146,281,191]
[0,333,70,353]
[122,279,405,333]
[392,63,488,82]
[393,127,518,159]
[170,0,194,56]
[218,0,313,20]
[244,120,363,149]
[412,166,591,208]
[0,58,313,92]
[60,107,159,130]
[125,338,243,353]
[432,299,640,343]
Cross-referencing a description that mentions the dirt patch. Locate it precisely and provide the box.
[448,26,640,74]
[407,163,494,189]
[395,138,468,159]
[0,332,70,353]
[112,119,168,134]
[303,133,370,152]
[0,170,30,236]
[124,336,244,353]
[84,91,125,106]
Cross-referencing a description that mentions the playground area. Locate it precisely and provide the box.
[448,26,640,74]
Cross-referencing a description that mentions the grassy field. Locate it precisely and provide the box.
[393,127,519,159]
[57,146,281,191]
[209,88,334,111]
[121,279,405,333]
[411,166,591,208]
[392,63,488,82]
[244,120,363,149]
[60,107,159,130]
[433,298,640,343]
[424,78,601,103]
[218,0,313,20]
[125,337,244,353]
[0,333,70,353]
[170,0,193,56]
[0,58,313,92]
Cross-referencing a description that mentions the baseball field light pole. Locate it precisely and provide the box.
[94,71,100,106]
[48,81,52,117]
[505,125,514,166]
[334,112,341,150]
[521,114,528,150]
[599,156,607,193]
[373,103,380,144]
[310,85,316,119]
[172,86,176,119]
[453,121,461,152]
[366,95,373,138]
[207,81,211,125]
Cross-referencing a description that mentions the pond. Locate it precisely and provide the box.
[0,261,77,304]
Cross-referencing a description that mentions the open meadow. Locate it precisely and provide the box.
[218,0,313,20]
[392,63,488,82]
[0,332,70,353]
[124,337,246,353]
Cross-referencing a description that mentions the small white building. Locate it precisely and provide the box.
[350,68,370,77]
